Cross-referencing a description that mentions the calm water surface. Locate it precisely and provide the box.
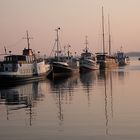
[0,58,140,140]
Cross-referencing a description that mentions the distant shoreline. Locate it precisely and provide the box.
[125,52,140,57]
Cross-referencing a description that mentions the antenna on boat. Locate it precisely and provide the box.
[23,30,33,50]
[108,14,111,55]
[85,36,88,52]
[102,6,105,54]
[120,46,123,52]
[4,46,7,54]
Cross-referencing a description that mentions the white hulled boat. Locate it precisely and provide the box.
[0,31,50,84]
[80,36,99,72]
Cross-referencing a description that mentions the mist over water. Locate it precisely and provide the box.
[0,57,140,140]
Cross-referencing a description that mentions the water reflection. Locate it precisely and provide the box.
[49,75,79,126]
[97,70,115,135]
[1,61,139,139]
[80,71,99,105]
[80,71,98,91]
[0,81,44,126]
[97,69,128,135]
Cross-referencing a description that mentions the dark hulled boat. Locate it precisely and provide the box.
[48,28,79,78]
[52,57,79,77]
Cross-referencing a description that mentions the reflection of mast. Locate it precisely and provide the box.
[26,92,33,126]
[6,105,9,120]
[80,72,94,106]
[84,80,91,106]
[103,70,114,135]
[26,82,39,126]
[104,71,109,135]
[57,89,63,125]
[87,90,90,106]
[50,76,79,125]
[110,71,113,118]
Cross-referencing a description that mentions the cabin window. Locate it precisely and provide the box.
[12,56,16,61]
[10,57,12,61]
[5,67,8,71]
[17,56,26,61]
[6,57,9,61]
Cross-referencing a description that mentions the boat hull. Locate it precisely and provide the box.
[0,73,48,85]
[96,54,118,69]
[50,62,79,78]
[80,60,99,72]
[0,63,51,85]
[118,60,130,66]
[80,66,98,72]
[115,52,130,66]
[98,60,118,69]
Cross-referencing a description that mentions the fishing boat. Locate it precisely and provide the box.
[48,27,79,78]
[79,36,99,72]
[0,31,50,84]
[115,47,130,66]
[96,7,118,69]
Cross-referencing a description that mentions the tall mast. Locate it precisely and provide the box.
[85,36,88,52]
[108,15,111,55]
[102,6,105,54]
[55,27,61,57]
[23,30,33,50]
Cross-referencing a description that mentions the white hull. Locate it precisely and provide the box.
[0,60,50,82]
[80,59,99,71]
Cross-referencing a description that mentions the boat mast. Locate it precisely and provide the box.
[108,15,111,55]
[55,27,61,58]
[85,36,88,52]
[102,6,105,54]
[23,30,33,50]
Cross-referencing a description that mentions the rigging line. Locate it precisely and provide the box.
[49,41,57,57]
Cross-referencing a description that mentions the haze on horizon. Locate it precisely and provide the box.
[0,0,140,56]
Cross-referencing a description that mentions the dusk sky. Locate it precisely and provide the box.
[0,0,140,56]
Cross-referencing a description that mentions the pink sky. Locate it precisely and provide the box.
[0,0,140,56]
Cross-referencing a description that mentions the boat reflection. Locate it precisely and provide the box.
[97,70,115,135]
[0,81,45,126]
[50,75,79,97]
[49,75,79,126]
[80,71,99,105]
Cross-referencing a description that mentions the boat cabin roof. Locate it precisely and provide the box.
[81,52,93,57]
[4,55,28,62]
[96,52,108,56]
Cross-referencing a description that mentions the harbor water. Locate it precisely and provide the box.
[0,57,140,140]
